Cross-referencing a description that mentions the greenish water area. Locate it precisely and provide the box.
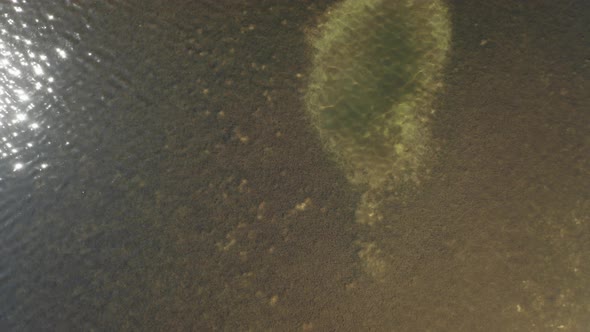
[310,10,419,134]
[1,0,589,331]
[305,0,452,279]
[306,0,448,188]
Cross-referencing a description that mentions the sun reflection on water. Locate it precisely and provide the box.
[0,0,74,175]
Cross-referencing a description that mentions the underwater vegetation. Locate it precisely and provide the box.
[305,0,452,278]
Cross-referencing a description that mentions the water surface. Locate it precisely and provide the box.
[1,1,589,331]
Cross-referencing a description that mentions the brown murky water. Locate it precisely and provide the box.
[1,0,588,331]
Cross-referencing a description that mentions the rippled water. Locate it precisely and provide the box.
[0,1,175,329]
[1,0,589,331]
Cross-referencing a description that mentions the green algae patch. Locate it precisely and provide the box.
[305,0,452,280]
[305,0,451,190]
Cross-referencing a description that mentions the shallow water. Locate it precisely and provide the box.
[1,0,589,331]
